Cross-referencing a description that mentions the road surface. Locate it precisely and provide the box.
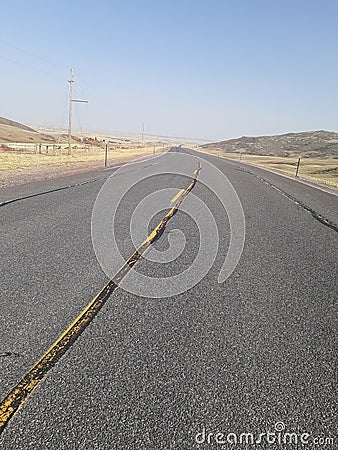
[0,148,336,448]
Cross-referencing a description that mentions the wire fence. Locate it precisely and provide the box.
[0,142,108,156]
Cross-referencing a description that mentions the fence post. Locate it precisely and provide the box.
[295,157,301,177]
[104,144,108,167]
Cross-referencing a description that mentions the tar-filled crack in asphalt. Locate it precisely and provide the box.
[0,159,201,435]
[236,166,338,234]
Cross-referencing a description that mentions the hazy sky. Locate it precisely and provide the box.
[1,0,338,141]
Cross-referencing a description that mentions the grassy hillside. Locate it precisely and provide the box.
[201,130,338,158]
[0,117,57,143]
[0,117,37,133]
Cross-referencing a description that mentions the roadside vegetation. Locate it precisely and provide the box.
[0,143,164,170]
[199,149,338,188]
[0,142,167,188]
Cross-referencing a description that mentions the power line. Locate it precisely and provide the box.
[0,39,63,71]
[0,54,64,82]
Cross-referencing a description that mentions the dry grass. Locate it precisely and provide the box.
[0,143,168,188]
[0,145,165,171]
[199,149,338,188]
[0,123,49,143]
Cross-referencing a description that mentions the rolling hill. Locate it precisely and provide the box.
[0,117,56,143]
[201,131,338,158]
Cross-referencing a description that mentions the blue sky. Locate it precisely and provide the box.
[1,0,338,140]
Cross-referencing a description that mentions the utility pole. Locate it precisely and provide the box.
[68,69,88,156]
[141,123,144,147]
[68,69,73,155]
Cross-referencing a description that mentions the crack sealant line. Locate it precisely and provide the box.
[235,165,338,234]
[0,159,201,435]
[191,150,338,233]
[0,177,104,207]
[0,150,171,207]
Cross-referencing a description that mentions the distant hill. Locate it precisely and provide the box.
[0,117,56,143]
[0,117,37,133]
[201,131,338,158]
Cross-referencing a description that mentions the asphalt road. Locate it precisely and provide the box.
[0,149,337,449]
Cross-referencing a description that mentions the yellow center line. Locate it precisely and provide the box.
[0,158,201,434]
[170,189,185,204]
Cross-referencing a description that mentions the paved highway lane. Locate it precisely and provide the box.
[0,149,337,448]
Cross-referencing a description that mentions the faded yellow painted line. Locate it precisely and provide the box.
[170,189,185,204]
[0,158,201,434]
